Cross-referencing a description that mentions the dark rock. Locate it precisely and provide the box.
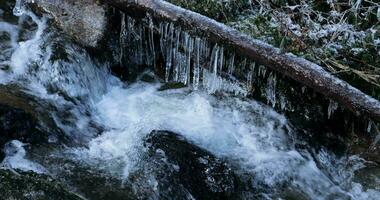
[136,130,239,200]
[0,104,47,160]
[38,157,136,200]
[0,169,83,200]
[158,82,187,91]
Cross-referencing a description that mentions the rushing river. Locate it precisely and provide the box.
[0,1,379,199]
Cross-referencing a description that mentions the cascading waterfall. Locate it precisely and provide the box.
[0,2,115,143]
[0,1,379,200]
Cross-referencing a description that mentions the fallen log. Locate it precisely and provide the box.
[103,0,380,121]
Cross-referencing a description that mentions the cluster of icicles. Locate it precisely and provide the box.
[120,13,252,96]
[119,13,334,115]
[118,12,380,135]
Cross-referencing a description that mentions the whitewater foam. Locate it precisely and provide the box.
[68,81,379,199]
[0,140,48,174]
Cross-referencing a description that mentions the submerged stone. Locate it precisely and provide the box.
[134,130,239,200]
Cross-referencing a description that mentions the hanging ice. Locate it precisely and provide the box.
[266,72,277,107]
[120,14,248,95]
[13,0,25,16]
[247,62,255,90]
[193,38,201,90]
[327,100,339,119]
[119,12,126,65]
[227,53,235,75]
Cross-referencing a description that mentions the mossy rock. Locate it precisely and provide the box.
[0,169,83,200]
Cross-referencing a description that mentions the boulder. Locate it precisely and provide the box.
[130,130,240,200]
[29,0,107,47]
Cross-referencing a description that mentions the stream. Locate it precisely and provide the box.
[0,1,379,199]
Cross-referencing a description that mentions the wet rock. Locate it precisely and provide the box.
[39,157,136,200]
[354,164,380,191]
[30,0,107,47]
[0,169,83,200]
[134,130,239,200]
[0,104,47,160]
[158,82,187,91]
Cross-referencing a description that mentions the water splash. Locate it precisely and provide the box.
[0,140,47,174]
[0,4,114,142]
[66,81,379,199]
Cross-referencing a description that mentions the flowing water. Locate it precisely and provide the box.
[0,1,379,199]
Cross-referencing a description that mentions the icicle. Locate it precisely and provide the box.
[266,72,277,107]
[165,24,174,82]
[159,22,174,82]
[327,100,338,119]
[159,22,165,56]
[210,44,220,74]
[193,38,201,90]
[240,58,247,74]
[178,32,188,83]
[280,95,287,110]
[172,27,181,82]
[301,86,307,94]
[119,12,126,65]
[218,47,224,74]
[122,15,145,65]
[13,0,25,16]
[367,120,373,133]
[227,53,235,75]
[262,67,267,77]
[147,14,156,69]
[138,24,144,64]
[176,32,193,85]
[186,36,193,85]
[208,45,220,92]
[258,65,265,77]
[247,62,255,90]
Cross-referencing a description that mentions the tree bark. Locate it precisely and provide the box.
[103,0,380,121]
